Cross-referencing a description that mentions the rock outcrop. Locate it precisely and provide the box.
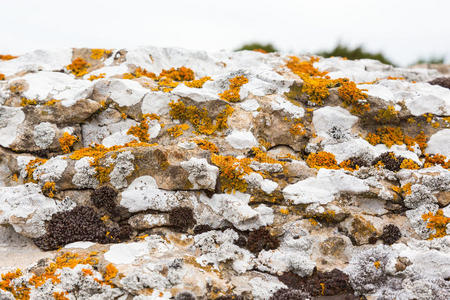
[0,47,449,299]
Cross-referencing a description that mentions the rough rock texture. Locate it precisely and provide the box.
[0,47,449,299]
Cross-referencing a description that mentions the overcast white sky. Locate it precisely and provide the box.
[1,0,449,66]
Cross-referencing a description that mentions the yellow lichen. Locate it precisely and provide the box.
[42,182,56,198]
[20,98,37,106]
[422,209,450,239]
[126,114,160,143]
[289,121,306,136]
[306,152,339,169]
[374,105,398,122]
[193,139,219,153]
[66,57,90,77]
[88,73,106,81]
[69,141,156,184]
[167,124,189,138]
[211,148,282,194]
[184,76,212,88]
[90,49,111,60]
[169,100,233,135]
[219,75,249,102]
[59,132,78,153]
[366,127,427,152]
[400,159,420,170]
[44,99,61,106]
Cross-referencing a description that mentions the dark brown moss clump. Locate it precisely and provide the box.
[278,269,354,297]
[193,224,213,234]
[429,77,450,90]
[169,207,196,231]
[269,288,310,300]
[246,228,280,254]
[33,206,115,250]
[372,152,405,172]
[175,292,196,300]
[380,224,401,245]
[91,185,119,216]
[347,156,370,169]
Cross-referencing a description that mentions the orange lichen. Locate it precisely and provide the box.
[309,218,319,226]
[0,54,18,60]
[338,79,369,114]
[44,99,61,106]
[169,100,233,135]
[88,73,106,81]
[20,98,37,106]
[53,291,69,300]
[422,209,450,239]
[25,158,48,183]
[279,208,290,215]
[102,264,118,284]
[400,159,420,169]
[69,141,155,184]
[0,73,5,80]
[366,127,427,151]
[258,138,272,150]
[59,132,78,153]
[28,252,99,289]
[211,154,253,193]
[193,139,219,153]
[185,76,212,88]
[306,152,339,169]
[160,66,195,82]
[42,182,56,198]
[286,57,369,114]
[289,121,306,136]
[66,57,90,77]
[90,49,112,60]
[0,269,30,299]
[373,261,381,269]
[126,113,160,143]
[127,117,150,142]
[167,124,189,138]
[339,159,359,171]
[297,74,333,106]
[423,153,450,169]
[219,75,249,102]
[211,148,282,193]
[286,56,328,77]
[391,182,412,198]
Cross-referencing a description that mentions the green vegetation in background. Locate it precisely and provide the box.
[317,43,394,65]
[413,56,445,65]
[235,42,277,53]
[236,42,447,66]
